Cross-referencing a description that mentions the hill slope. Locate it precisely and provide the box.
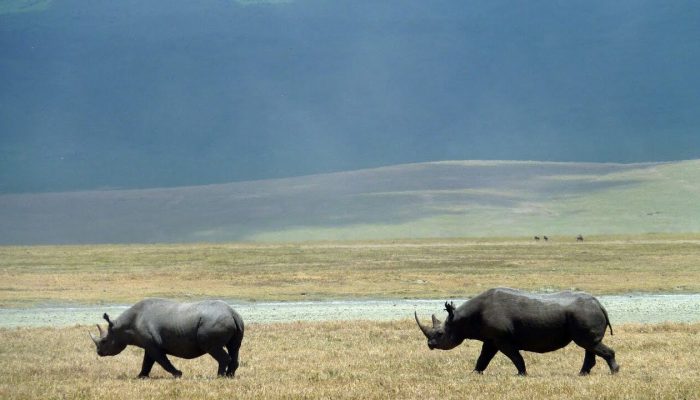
[1,160,699,244]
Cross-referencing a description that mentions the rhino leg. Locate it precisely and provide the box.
[496,341,527,376]
[207,347,232,377]
[579,350,596,375]
[226,339,241,377]
[146,347,182,378]
[138,353,156,378]
[473,341,498,374]
[591,342,619,374]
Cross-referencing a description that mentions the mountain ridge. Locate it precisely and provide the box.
[2,0,700,193]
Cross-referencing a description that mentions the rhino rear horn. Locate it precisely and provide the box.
[89,331,99,345]
[431,314,442,328]
[415,312,433,338]
[96,323,104,337]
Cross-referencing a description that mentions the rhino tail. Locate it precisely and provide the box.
[595,298,614,336]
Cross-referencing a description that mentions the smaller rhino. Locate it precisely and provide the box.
[89,298,244,378]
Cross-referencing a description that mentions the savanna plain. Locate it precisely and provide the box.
[1,235,699,399]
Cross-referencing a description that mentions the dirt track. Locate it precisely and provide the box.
[1,294,699,328]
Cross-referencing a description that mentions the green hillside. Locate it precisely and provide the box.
[1,160,699,244]
[249,160,700,241]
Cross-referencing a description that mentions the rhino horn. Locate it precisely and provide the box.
[89,331,99,345]
[431,314,442,328]
[415,312,433,338]
[96,323,104,338]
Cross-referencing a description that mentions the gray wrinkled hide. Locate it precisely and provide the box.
[90,298,244,378]
[416,288,620,376]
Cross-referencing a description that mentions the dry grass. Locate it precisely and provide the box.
[1,236,698,398]
[1,235,700,307]
[0,321,698,399]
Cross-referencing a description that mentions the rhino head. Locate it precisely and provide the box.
[89,313,127,357]
[415,301,464,350]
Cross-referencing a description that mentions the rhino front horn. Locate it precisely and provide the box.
[415,311,432,338]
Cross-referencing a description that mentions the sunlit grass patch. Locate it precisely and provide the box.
[2,236,700,307]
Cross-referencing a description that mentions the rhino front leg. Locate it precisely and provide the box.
[146,347,182,378]
[473,341,498,374]
[138,352,155,378]
[496,341,527,376]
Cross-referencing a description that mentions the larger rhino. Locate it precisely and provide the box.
[89,298,244,378]
[415,288,619,376]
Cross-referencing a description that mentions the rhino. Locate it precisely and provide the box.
[89,298,244,378]
[415,288,619,376]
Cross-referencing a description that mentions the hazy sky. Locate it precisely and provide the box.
[1,0,699,193]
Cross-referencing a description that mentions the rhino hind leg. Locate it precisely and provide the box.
[207,347,232,377]
[579,350,596,375]
[591,342,619,374]
[225,337,242,377]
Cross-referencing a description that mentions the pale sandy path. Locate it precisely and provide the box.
[1,294,699,328]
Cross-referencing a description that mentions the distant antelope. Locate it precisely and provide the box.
[543,236,549,241]
[576,234,584,242]
[534,236,540,241]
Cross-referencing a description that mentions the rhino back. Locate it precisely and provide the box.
[128,299,242,359]
[473,288,607,352]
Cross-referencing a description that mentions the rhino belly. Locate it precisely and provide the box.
[517,334,572,353]
[158,330,208,359]
[163,342,207,359]
[510,323,573,353]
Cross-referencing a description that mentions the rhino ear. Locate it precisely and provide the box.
[103,313,114,329]
[444,301,455,320]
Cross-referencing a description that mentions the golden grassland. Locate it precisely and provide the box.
[0,321,698,399]
[1,234,700,307]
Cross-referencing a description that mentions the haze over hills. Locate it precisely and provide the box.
[2,1,700,193]
[3,2,699,244]
[2,160,699,245]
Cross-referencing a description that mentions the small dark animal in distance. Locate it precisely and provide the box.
[89,298,244,378]
[543,236,549,241]
[577,234,584,241]
[415,287,619,376]
[534,236,540,241]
